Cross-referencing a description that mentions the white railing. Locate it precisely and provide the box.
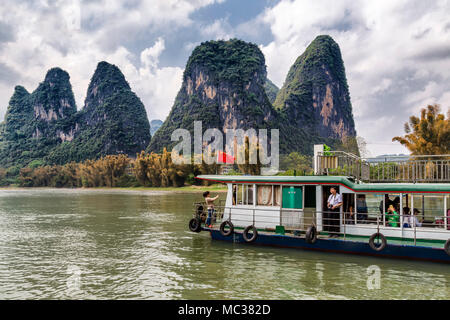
[316,151,450,183]
[194,204,450,244]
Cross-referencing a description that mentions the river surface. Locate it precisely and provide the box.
[0,189,448,299]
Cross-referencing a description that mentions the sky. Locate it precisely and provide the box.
[0,0,450,157]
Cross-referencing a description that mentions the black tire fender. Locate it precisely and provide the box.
[369,233,387,252]
[189,218,202,233]
[219,220,234,237]
[305,226,317,244]
[444,239,450,256]
[243,225,258,243]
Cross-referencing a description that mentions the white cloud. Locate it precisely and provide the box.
[0,0,220,122]
[200,18,234,40]
[137,38,183,120]
[1,0,450,157]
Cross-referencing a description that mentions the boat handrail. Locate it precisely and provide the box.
[196,204,450,244]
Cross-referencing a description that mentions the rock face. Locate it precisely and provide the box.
[0,35,357,168]
[148,36,356,155]
[147,39,276,153]
[0,68,77,167]
[0,62,151,167]
[47,61,151,164]
[275,35,356,141]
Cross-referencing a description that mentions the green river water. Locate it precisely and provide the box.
[0,189,448,299]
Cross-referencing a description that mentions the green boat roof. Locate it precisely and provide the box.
[196,175,450,193]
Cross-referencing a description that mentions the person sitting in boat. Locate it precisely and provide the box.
[203,191,219,227]
[345,205,355,224]
[327,187,342,237]
[379,194,393,215]
[393,196,401,212]
[402,207,422,228]
[385,205,400,227]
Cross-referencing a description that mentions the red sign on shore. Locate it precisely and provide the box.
[216,151,235,164]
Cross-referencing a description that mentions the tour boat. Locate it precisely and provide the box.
[189,174,450,263]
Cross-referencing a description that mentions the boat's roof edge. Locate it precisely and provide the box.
[196,175,450,193]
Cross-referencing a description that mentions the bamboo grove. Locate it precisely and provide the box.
[14,149,225,188]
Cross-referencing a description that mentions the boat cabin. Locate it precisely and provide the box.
[196,175,450,241]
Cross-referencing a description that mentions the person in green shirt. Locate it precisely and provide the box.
[386,205,400,227]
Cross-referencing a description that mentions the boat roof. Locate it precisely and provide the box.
[196,175,450,193]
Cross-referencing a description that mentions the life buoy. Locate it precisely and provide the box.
[305,226,317,244]
[444,239,450,256]
[243,225,258,243]
[369,233,387,252]
[219,220,234,237]
[188,218,202,233]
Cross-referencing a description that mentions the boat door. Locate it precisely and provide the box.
[282,186,303,209]
[304,185,316,228]
[281,186,303,229]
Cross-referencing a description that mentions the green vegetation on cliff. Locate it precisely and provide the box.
[0,68,77,168]
[0,62,151,168]
[275,35,356,153]
[47,62,151,164]
[148,39,275,153]
[264,79,279,104]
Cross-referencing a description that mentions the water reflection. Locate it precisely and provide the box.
[0,189,448,299]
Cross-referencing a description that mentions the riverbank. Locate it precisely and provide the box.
[0,184,228,193]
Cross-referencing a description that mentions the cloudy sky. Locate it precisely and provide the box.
[1,0,449,156]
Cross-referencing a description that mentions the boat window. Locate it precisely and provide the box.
[257,185,273,206]
[274,185,281,206]
[355,193,383,225]
[282,186,303,209]
[244,184,254,205]
[447,195,450,230]
[343,193,355,224]
[384,194,401,227]
[413,194,446,228]
[235,184,243,205]
[233,184,254,206]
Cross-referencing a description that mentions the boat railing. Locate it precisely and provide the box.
[315,151,450,183]
[315,210,450,244]
[196,204,450,245]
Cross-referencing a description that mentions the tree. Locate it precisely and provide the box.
[392,105,450,155]
[236,136,262,175]
[336,136,360,156]
[280,152,313,174]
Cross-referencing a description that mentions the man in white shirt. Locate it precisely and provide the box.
[326,187,342,237]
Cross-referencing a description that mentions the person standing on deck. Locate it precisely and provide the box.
[327,187,342,237]
[203,191,219,228]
